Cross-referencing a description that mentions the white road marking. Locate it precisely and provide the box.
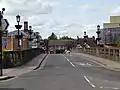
[70,62,75,67]
[67,59,70,62]
[84,76,96,88]
[100,86,119,89]
[113,88,120,89]
[75,62,92,67]
[63,55,75,67]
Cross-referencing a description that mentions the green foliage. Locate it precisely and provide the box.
[48,32,58,40]
[59,36,73,40]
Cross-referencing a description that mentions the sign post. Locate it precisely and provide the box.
[0,12,9,76]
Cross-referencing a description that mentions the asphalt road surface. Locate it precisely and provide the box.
[0,54,120,90]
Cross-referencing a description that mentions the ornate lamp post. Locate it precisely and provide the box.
[84,31,87,47]
[15,15,22,50]
[28,26,33,48]
[15,15,22,64]
[96,25,101,46]
[35,32,40,48]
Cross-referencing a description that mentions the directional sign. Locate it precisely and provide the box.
[3,39,7,46]
[3,39,7,49]
[1,19,9,31]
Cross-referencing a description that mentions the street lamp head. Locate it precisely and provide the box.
[29,26,32,30]
[2,8,5,12]
[84,31,86,36]
[16,15,20,22]
[97,25,100,30]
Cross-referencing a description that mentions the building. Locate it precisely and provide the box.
[74,36,97,48]
[7,30,29,50]
[103,16,120,28]
[99,16,120,45]
[2,21,42,51]
[48,40,73,53]
[99,27,120,45]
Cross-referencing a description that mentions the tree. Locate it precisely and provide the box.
[48,32,58,40]
[59,36,73,40]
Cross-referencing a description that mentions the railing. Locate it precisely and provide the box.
[3,48,45,68]
[74,47,120,62]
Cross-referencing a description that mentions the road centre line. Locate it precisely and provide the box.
[84,76,96,88]
[70,62,75,67]
[67,58,70,62]
[63,55,75,67]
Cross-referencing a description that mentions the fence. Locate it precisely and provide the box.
[3,48,45,68]
[74,47,120,62]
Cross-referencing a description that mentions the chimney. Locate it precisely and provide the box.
[92,36,95,40]
[24,21,28,32]
[77,36,79,40]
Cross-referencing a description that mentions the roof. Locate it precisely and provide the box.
[8,30,28,38]
[74,38,97,47]
[49,40,73,46]
[8,30,42,39]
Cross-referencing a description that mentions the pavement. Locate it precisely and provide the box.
[0,54,120,90]
[0,54,47,80]
[72,53,120,71]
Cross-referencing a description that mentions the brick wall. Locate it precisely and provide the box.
[21,38,29,50]
[13,38,29,50]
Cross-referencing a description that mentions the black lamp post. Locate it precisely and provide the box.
[84,31,87,47]
[15,15,22,50]
[0,8,5,76]
[96,25,101,46]
[28,26,33,48]
[36,32,39,43]
[44,39,49,54]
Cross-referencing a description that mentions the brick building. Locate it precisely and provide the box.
[2,21,42,51]
[74,36,97,48]
[48,40,73,53]
[7,30,29,50]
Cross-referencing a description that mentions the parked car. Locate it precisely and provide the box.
[50,50,54,54]
[56,49,65,54]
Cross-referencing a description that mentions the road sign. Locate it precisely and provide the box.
[1,19,9,31]
[3,39,7,48]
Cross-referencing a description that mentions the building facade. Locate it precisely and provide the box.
[48,40,73,53]
[99,27,120,45]
[103,16,120,28]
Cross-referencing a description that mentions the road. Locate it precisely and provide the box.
[0,54,120,90]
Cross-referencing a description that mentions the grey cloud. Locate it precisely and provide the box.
[5,0,53,16]
[2,0,97,38]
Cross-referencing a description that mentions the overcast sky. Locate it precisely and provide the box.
[0,0,120,38]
